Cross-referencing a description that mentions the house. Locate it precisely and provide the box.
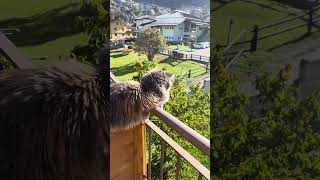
[133,10,210,44]
[110,19,133,43]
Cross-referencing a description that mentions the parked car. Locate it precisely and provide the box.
[193,43,207,49]
[203,42,210,48]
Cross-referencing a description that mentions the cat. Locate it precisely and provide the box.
[0,60,173,179]
[110,70,174,132]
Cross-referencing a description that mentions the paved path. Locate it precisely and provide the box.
[184,72,210,91]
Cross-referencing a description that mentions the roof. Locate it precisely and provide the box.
[179,12,202,21]
[137,10,209,27]
[133,16,154,20]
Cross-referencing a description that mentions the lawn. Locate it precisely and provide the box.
[110,51,206,82]
[167,44,192,52]
[213,0,313,50]
[0,0,86,66]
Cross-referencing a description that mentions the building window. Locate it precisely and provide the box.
[114,28,117,31]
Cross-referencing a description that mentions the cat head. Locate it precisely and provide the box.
[140,70,175,103]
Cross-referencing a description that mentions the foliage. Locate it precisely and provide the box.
[135,28,166,61]
[0,54,14,71]
[133,60,156,81]
[211,52,320,179]
[110,0,169,22]
[72,0,109,63]
[149,81,210,179]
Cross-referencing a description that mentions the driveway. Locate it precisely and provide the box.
[185,48,210,57]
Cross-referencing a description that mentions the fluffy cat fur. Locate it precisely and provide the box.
[0,61,173,180]
[110,70,173,132]
[0,61,108,180]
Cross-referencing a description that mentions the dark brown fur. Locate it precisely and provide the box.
[0,61,109,180]
[0,62,172,180]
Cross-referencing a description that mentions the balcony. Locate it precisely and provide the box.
[110,73,210,180]
[0,31,210,179]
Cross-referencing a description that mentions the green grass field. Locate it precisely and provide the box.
[111,51,206,82]
[167,44,192,52]
[0,0,87,66]
[213,0,313,49]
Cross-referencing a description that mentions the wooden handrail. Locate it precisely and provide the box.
[151,108,210,156]
[110,73,210,156]
[0,32,32,69]
[146,120,210,179]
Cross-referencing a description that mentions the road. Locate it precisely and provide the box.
[185,48,210,57]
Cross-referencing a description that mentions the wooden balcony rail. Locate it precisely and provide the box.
[0,32,32,69]
[110,72,210,179]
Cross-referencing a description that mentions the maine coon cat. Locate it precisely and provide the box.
[110,70,174,132]
[0,60,173,180]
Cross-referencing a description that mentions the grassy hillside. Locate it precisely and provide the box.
[0,0,88,66]
[213,0,311,49]
[0,0,81,20]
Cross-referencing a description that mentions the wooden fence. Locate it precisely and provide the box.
[161,50,210,62]
[217,5,320,53]
[160,49,210,72]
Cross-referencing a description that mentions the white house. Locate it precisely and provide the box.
[133,10,210,44]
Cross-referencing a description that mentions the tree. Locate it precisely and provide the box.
[211,51,320,179]
[72,0,109,63]
[135,28,166,61]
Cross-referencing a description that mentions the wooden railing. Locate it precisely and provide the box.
[110,72,210,180]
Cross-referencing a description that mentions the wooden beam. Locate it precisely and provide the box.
[133,124,147,180]
[151,108,210,156]
[145,120,210,179]
[0,32,32,69]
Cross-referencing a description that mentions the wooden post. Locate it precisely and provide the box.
[206,62,209,73]
[226,19,233,45]
[250,25,259,52]
[307,8,314,35]
[133,124,147,180]
[110,124,147,180]
[188,69,191,78]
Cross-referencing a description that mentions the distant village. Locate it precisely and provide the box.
[110,0,210,46]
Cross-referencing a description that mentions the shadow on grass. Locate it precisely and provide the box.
[0,3,83,47]
[110,53,128,59]
[111,63,136,77]
[159,57,183,67]
[267,32,311,51]
[212,0,238,12]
